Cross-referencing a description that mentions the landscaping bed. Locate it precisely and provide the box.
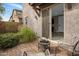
[0,40,38,56]
[0,26,37,49]
[0,40,72,56]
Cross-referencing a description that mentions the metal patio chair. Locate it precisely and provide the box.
[72,40,79,56]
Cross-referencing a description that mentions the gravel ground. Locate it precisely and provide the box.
[0,40,72,56]
[0,40,38,56]
[50,42,72,56]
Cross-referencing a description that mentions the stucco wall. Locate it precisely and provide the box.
[64,4,79,45]
[10,11,20,22]
[23,3,42,37]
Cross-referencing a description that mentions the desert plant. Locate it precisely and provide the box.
[0,26,37,49]
[18,26,37,43]
[0,33,20,49]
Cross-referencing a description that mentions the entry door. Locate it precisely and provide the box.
[42,9,50,38]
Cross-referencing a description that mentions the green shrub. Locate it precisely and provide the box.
[0,26,37,49]
[0,33,20,49]
[18,26,37,43]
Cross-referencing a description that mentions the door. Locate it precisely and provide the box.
[42,8,50,38]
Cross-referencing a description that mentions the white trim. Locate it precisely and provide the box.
[40,10,43,37]
[49,8,52,40]
[64,4,65,41]
[41,7,51,39]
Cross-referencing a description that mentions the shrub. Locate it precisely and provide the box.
[18,26,37,43]
[0,26,37,49]
[0,33,20,49]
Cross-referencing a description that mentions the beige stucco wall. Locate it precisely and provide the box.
[13,11,20,22]
[23,3,79,45]
[23,3,64,38]
[23,3,42,37]
[23,3,79,51]
[10,10,20,22]
[64,4,79,46]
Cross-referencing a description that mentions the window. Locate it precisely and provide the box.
[25,17,28,24]
[67,4,72,10]
[19,18,23,24]
[12,20,15,22]
[35,16,38,20]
